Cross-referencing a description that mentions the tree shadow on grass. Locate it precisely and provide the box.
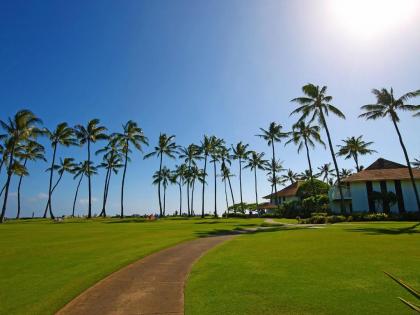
[195,226,301,238]
[345,222,420,235]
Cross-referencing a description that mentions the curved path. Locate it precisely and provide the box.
[57,235,233,315]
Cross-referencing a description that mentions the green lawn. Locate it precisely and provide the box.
[0,217,263,315]
[185,221,420,315]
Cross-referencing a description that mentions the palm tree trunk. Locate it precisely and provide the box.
[392,118,420,211]
[0,182,6,197]
[239,158,244,212]
[101,167,111,217]
[43,172,64,218]
[254,168,259,216]
[178,182,182,215]
[201,155,207,218]
[186,161,191,216]
[271,142,279,207]
[121,145,128,218]
[304,139,313,179]
[227,175,235,207]
[72,175,83,217]
[103,169,112,217]
[158,154,163,216]
[163,186,166,216]
[1,145,15,223]
[353,153,360,172]
[213,161,217,217]
[224,179,229,217]
[191,181,194,216]
[320,111,345,213]
[45,143,57,218]
[87,140,92,218]
[16,159,28,219]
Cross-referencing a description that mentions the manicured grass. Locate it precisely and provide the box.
[185,221,420,315]
[0,217,263,315]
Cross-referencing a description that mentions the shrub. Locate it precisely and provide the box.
[297,179,330,199]
[301,194,330,214]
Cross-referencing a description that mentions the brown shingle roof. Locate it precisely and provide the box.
[263,181,303,199]
[343,158,420,182]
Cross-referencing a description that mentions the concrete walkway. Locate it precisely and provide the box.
[56,235,233,315]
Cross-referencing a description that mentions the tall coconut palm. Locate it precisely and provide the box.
[257,122,288,206]
[14,141,46,218]
[266,159,284,204]
[286,121,325,179]
[178,144,201,216]
[96,135,123,217]
[200,135,216,217]
[173,164,187,215]
[187,165,205,216]
[232,142,251,212]
[152,166,172,216]
[291,84,346,213]
[298,169,320,181]
[144,134,178,216]
[114,121,148,217]
[0,140,7,175]
[281,169,298,185]
[220,164,234,216]
[1,110,43,223]
[317,163,334,185]
[339,168,353,179]
[42,157,76,218]
[44,122,77,218]
[360,87,420,211]
[71,161,97,217]
[210,138,224,217]
[337,136,376,172]
[219,145,235,207]
[75,119,108,218]
[244,151,268,213]
[97,146,123,217]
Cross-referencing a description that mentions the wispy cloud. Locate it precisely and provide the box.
[37,192,48,200]
[79,197,98,205]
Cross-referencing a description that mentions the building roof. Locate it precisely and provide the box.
[257,202,277,209]
[343,158,420,182]
[263,181,303,199]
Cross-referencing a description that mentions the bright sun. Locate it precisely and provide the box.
[328,0,419,40]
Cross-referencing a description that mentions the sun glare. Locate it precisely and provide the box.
[328,0,419,40]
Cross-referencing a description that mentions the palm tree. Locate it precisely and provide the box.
[187,165,205,216]
[291,84,346,213]
[97,142,123,217]
[44,123,77,218]
[153,166,171,216]
[144,134,178,216]
[298,169,320,181]
[232,142,251,212]
[178,144,201,216]
[200,135,217,218]
[360,87,420,211]
[42,157,76,218]
[339,168,353,179]
[14,141,46,218]
[412,157,420,169]
[219,145,235,207]
[71,161,98,217]
[244,151,268,213]
[257,122,288,206]
[1,110,43,223]
[337,136,376,172]
[281,169,298,185]
[114,121,148,218]
[210,137,224,217]
[266,159,284,204]
[75,119,108,218]
[220,164,234,217]
[0,140,7,175]
[317,163,334,185]
[286,121,325,179]
[173,164,187,215]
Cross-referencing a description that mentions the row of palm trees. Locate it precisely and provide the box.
[1,84,419,221]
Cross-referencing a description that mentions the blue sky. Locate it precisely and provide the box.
[1,0,419,217]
